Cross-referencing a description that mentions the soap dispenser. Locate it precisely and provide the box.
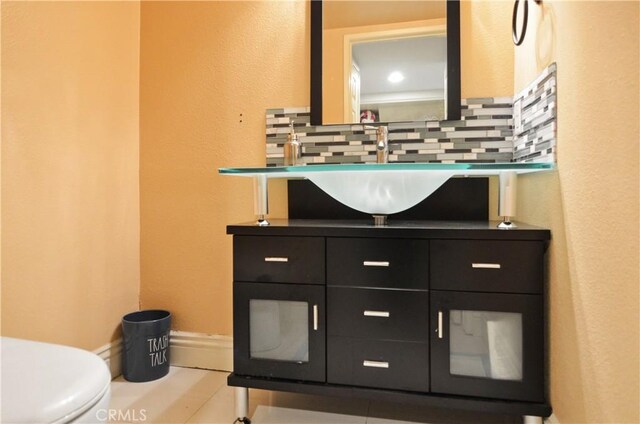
[283,122,302,166]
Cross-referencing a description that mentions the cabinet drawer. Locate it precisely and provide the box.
[327,337,429,392]
[327,287,428,341]
[431,240,543,294]
[233,236,325,284]
[327,238,429,289]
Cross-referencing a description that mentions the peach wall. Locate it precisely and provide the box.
[461,0,514,98]
[139,1,303,335]
[514,2,639,423]
[323,1,445,30]
[1,2,141,350]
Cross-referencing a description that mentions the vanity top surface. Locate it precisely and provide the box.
[220,163,556,216]
[219,162,555,176]
[227,219,550,241]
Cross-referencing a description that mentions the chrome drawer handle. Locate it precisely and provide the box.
[363,261,390,267]
[438,311,443,339]
[363,360,389,369]
[472,262,501,269]
[363,310,390,318]
[313,305,318,331]
[264,257,288,263]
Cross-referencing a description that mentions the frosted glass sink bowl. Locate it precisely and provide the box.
[219,163,554,216]
[305,170,454,214]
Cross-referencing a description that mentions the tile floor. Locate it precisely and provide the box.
[109,366,522,424]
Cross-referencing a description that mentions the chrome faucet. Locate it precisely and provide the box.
[376,126,389,163]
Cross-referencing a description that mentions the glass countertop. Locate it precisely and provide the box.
[219,162,555,215]
[219,162,555,177]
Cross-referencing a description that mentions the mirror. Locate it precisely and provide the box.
[310,0,460,126]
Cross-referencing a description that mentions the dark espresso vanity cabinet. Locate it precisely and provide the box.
[232,236,326,382]
[228,220,552,421]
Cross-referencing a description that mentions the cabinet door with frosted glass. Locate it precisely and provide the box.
[233,281,325,382]
[430,291,544,402]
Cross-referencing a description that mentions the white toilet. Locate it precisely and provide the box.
[1,337,112,423]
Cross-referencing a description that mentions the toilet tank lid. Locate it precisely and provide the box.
[1,337,111,424]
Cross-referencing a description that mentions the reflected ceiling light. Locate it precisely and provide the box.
[387,71,404,83]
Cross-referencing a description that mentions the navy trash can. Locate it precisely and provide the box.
[122,310,171,382]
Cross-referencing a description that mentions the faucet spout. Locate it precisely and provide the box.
[376,126,389,163]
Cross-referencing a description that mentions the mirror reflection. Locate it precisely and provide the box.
[322,1,447,124]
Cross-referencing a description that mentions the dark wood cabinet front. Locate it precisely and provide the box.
[327,337,429,392]
[233,236,325,284]
[430,290,544,402]
[228,222,550,418]
[233,281,326,382]
[327,287,429,342]
[431,240,543,294]
[327,237,429,289]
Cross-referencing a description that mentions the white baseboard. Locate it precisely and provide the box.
[93,331,233,379]
[169,331,233,372]
[93,338,123,379]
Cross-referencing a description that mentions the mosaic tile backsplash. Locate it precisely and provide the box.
[513,63,557,162]
[265,64,557,166]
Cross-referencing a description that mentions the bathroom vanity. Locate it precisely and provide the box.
[225,177,551,423]
[222,17,557,417]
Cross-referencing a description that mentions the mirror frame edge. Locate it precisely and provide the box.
[310,0,461,126]
[310,0,323,125]
[447,0,461,122]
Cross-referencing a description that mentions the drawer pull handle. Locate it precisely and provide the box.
[313,305,318,331]
[264,257,288,263]
[363,261,390,267]
[363,360,389,369]
[472,262,501,269]
[363,310,390,318]
[438,311,444,339]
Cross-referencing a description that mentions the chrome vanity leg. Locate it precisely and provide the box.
[523,415,543,424]
[234,386,250,423]
[253,174,269,226]
[498,170,518,229]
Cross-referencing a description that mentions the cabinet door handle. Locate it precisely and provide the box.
[363,261,390,267]
[363,310,390,318]
[265,256,288,262]
[472,262,501,269]
[313,305,318,331]
[363,360,389,369]
[438,311,444,339]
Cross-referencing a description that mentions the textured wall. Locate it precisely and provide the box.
[460,0,514,98]
[139,1,305,335]
[514,2,639,422]
[1,2,141,350]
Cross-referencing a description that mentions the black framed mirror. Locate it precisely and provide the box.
[310,0,460,126]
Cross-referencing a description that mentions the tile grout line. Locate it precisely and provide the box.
[180,371,231,424]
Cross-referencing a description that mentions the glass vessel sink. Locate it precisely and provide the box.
[304,170,455,215]
[219,162,554,217]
